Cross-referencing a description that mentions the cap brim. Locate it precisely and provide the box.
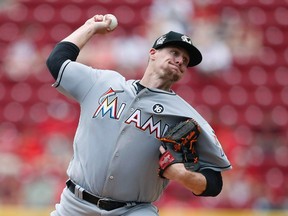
[156,41,202,67]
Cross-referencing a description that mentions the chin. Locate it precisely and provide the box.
[172,74,181,82]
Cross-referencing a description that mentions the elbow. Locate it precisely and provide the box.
[196,169,223,197]
[205,178,223,197]
[46,54,58,80]
[45,42,80,80]
[46,54,53,72]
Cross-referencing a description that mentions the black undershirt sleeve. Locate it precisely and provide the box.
[46,41,80,80]
[196,169,223,197]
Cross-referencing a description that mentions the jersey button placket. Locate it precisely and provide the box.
[109,175,114,180]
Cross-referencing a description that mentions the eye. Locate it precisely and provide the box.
[183,57,189,66]
[169,49,189,66]
[170,50,177,56]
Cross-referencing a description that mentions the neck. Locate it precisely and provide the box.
[139,74,173,92]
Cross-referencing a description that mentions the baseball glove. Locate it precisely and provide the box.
[158,118,201,178]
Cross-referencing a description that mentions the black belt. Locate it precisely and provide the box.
[66,179,139,211]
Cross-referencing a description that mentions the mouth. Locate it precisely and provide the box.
[169,63,182,73]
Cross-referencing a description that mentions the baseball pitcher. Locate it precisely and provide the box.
[46,14,232,216]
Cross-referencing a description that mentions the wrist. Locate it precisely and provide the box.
[170,164,188,182]
[82,22,98,36]
[175,169,207,195]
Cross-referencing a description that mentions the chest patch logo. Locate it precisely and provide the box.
[93,87,125,119]
[153,104,164,113]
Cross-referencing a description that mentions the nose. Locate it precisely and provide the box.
[175,56,184,65]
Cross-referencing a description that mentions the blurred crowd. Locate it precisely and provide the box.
[0,0,288,210]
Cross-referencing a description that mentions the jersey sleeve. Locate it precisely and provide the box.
[174,96,232,172]
[52,60,120,102]
[46,42,80,80]
[196,122,232,172]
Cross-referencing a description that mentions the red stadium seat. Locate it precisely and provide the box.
[248,66,268,86]
[3,102,25,122]
[220,66,243,86]
[201,85,223,108]
[274,66,288,86]
[228,85,249,108]
[253,85,274,107]
[33,3,56,23]
[0,22,20,42]
[271,105,288,127]
[28,102,49,123]
[218,105,239,126]
[244,105,265,127]
[274,6,288,26]
[280,86,288,106]
[10,82,33,103]
[60,4,83,23]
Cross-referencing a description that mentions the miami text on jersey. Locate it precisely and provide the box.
[93,88,169,138]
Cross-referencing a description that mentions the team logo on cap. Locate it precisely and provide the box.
[181,35,192,44]
[155,36,166,46]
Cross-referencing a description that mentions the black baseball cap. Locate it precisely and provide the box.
[152,31,202,67]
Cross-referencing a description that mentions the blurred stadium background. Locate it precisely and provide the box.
[0,0,288,215]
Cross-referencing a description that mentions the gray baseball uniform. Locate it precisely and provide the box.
[50,59,231,216]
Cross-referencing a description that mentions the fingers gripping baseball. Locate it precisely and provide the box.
[85,14,118,34]
[103,14,118,31]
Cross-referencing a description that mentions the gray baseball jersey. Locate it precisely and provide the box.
[53,60,231,203]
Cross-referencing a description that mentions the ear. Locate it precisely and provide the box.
[149,48,157,60]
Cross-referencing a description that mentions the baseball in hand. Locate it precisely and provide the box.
[103,14,118,31]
